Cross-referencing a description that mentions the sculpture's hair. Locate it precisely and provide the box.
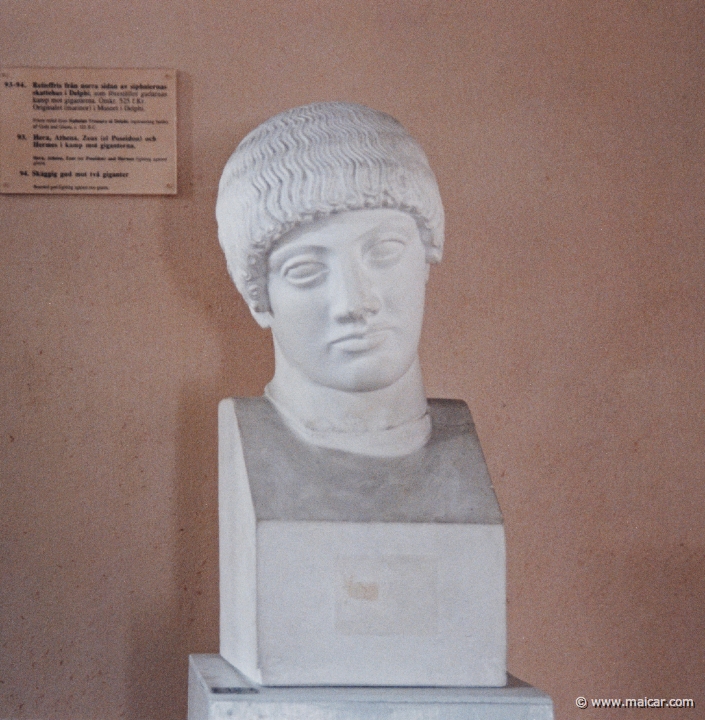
[216,101,444,312]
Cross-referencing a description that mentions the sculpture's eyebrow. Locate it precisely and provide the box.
[268,243,326,273]
[364,216,415,236]
[358,221,413,248]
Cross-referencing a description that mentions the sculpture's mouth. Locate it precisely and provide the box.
[329,327,391,353]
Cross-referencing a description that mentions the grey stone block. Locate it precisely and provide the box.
[188,655,554,720]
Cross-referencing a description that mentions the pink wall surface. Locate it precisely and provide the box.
[1,2,703,718]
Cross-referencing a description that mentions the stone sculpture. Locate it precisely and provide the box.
[214,102,506,687]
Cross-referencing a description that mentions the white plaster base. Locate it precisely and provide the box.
[219,397,507,687]
[188,655,554,720]
[255,521,506,686]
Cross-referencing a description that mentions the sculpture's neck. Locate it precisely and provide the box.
[264,350,430,457]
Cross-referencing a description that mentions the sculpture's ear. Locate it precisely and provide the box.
[249,306,273,329]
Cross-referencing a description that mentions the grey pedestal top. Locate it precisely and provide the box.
[188,654,554,719]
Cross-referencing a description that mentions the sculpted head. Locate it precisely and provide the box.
[216,102,444,400]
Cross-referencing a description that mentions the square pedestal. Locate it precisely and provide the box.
[188,655,554,720]
[257,521,505,686]
[219,397,506,686]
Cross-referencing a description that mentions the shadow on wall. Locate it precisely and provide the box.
[128,599,185,720]
[127,383,220,720]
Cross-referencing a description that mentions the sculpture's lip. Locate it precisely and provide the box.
[328,327,392,352]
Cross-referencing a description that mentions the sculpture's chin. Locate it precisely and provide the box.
[306,356,416,394]
[329,378,396,393]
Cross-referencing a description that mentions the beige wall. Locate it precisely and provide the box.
[2,2,704,718]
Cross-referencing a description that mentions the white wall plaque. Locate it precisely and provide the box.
[0,68,176,195]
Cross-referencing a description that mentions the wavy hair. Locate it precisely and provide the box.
[216,102,444,312]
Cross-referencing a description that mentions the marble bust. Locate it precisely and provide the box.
[216,102,444,457]
[215,102,505,687]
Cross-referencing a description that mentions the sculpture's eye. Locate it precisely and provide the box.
[281,259,328,287]
[366,238,406,267]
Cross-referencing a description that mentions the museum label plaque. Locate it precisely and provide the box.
[0,67,176,195]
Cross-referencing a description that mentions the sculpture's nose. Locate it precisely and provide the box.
[331,256,381,322]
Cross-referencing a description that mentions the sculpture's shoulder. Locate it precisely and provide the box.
[220,395,501,524]
[220,395,276,420]
[427,398,474,428]
[220,395,272,432]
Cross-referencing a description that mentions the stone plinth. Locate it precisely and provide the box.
[188,655,554,720]
[219,397,506,686]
